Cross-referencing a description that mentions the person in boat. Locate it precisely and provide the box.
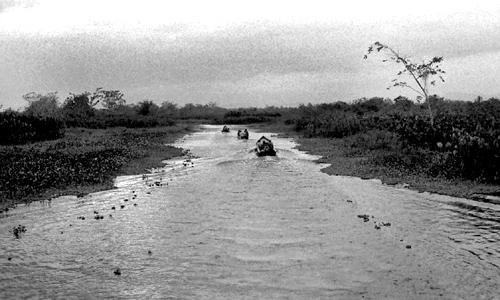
[221,125,230,133]
[254,136,276,156]
[237,129,249,139]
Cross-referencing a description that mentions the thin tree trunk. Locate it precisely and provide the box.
[425,95,434,127]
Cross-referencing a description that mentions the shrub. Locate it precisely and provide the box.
[0,112,64,145]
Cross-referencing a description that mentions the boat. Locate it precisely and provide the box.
[255,136,276,156]
[237,129,249,139]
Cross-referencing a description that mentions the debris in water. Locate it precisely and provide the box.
[12,225,27,238]
[357,214,370,222]
[406,245,412,249]
[120,205,125,209]
[114,268,121,276]
[111,206,116,210]
[147,250,152,255]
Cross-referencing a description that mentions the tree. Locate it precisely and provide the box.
[23,92,60,118]
[93,88,126,110]
[136,100,159,116]
[62,92,98,120]
[160,101,178,116]
[393,95,414,111]
[364,41,446,125]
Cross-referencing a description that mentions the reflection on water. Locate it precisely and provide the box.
[1,125,499,299]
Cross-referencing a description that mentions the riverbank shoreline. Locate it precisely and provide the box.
[0,124,194,211]
[250,122,500,201]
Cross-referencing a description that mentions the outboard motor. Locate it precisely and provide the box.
[221,125,230,133]
[237,129,249,139]
[255,136,276,156]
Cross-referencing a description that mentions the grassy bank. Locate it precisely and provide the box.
[269,124,500,200]
[0,125,192,210]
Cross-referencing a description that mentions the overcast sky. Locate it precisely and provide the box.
[1,0,499,109]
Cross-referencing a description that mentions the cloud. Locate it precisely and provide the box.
[0,0,36,12]
[1,9,500,108]
[0,24,366,87]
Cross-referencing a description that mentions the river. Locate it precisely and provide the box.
[1,125,499,299]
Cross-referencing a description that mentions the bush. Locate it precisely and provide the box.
[0,112,64,145]
[295,112,363,138]
[346,130,400,151]
[64,112,175,128]
[289,97,500,183]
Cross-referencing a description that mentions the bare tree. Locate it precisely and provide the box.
[364,42,445,125]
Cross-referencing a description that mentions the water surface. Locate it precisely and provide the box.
[1,125,499,299]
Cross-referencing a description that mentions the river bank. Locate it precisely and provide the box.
[294,136,500,200]
[251,122,500,201]
[0,125,192,211]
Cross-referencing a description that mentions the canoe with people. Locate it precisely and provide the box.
[237,129,249,139]
[254,136,276,156]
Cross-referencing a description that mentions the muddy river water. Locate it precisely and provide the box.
[1,125,499,299]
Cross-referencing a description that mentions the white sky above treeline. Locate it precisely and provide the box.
[1,0,499,108]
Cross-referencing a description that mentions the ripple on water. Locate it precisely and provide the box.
[1,125,499,299]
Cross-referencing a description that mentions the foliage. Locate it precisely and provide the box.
[61,92,98,121]
[23,92,60,118]
[288,97,500,183]
[364,41,446,125]
[136,100,159,116]
[0,111,64,145]
[63,109,174,128]
[94,88,126,110]
[0,145,127,199]
[219,108,282,124]
[0,127,184,200]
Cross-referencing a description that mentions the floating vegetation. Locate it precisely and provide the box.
[12,225,27,239]
[0,126,186,203]
[357,214,370,222]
